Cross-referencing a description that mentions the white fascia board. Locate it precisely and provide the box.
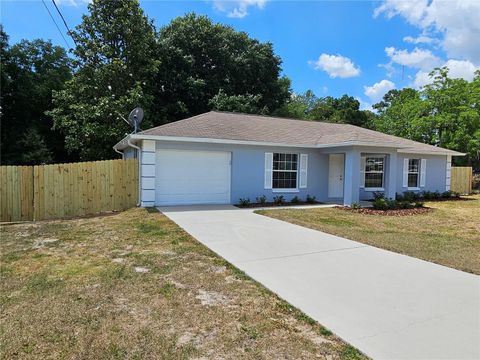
[396,149,465,156]
[129,134,318,149]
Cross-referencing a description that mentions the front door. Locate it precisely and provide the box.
[328,154,344,198]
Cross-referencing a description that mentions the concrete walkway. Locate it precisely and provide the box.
[159,205,480,360]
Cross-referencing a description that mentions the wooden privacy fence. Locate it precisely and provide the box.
[450,167,473,195]
[0,159,138,222]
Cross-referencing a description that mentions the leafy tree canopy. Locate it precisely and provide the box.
[274,90,374,128]
[374,67,480,168]
[1,27,72,165]
[154,13,290,120]
[49,0,159,160]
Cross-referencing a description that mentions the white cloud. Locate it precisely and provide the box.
[403,35,436,45]
[413,59,479,88]
[364,79,395,103]
[311,54,360,78]
[375,0,480,63]
[212,0,267,18]
[385,47,442,70]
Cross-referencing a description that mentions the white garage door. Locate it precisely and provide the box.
[156,149,231,205]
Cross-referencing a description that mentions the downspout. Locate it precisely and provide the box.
[114,147,124,158]
[127,139,142,206]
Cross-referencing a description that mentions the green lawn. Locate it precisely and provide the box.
[257,195,480,275]
[0,208,366,359]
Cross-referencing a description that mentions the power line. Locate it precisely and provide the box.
[51,0,78,46]
[41,0,71,49]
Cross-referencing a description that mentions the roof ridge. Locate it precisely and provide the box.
[211,110,345,126]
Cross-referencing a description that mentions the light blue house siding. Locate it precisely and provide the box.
[154,140,328,204]
[395,153,448,194]
[146,141,449,206]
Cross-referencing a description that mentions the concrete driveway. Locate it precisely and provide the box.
[159,205,480,360]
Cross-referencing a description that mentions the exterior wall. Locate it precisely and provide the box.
[123,148,136,159]
[396,153,448,194]
[354,152,448,200]
[154,140,329,205]
[130,140,450,207]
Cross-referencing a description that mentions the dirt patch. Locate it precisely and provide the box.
[195,290,230,306]
[335,206,433,216]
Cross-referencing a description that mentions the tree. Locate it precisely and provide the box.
[423,67,480,168]
[1,28,72,165]
[209,90,268,114]
[153,13,290,120]
[373,68,480,169]
[49,0,159,160]
[274,91,374,127]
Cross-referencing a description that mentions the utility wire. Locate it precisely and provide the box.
[41,0,71,49]
[51,0,78,46]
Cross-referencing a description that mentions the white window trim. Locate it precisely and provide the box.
[272,189,300,193]
[407,159,420,188]
[272,152,299,191]
[364,155,385,190]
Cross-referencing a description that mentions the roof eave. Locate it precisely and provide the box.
[114,134,466,156]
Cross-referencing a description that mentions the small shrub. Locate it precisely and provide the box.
[372,192,385,200]
[398,201,414,209]
[414,201,424,208]
[256,195,267,205]
[372,197,396,210]
[395,192,404,201]
[421,191,433,200]
[291,196,301,204]
[306,194,316,204]
[238,198,251,207]
[452,191,461,198]
[350,202,361,209]
[432,190,441,199]
[273,195,284,205]
[402,191,419,202]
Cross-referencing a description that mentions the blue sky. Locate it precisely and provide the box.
[2,0,479,109]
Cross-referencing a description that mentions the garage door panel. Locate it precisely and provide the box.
[155,150,231,205]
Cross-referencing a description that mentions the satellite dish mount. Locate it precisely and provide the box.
[127,107,144,134]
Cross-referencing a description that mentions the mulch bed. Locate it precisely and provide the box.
[335,206,433,216]
[236,201,322,209]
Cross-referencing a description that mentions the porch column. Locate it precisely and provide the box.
[386,152,397,200]
[343,148,361,206]
[140,140,156,207]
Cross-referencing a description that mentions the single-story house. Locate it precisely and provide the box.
[113,111,464,207]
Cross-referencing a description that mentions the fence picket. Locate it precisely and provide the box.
[0,159,139,222]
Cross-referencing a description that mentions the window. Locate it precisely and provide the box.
[364,157,384,189]
[273,153,298,189]
[408,159,420,188]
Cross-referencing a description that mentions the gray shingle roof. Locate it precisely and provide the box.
[132,111,462,155]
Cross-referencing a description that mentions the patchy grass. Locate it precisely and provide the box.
[258,195,480,275]
[0,208,367,359]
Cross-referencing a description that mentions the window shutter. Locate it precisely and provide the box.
[403,158,409,187]
[420,159,427,187]
[360,157,366,188]
[299,154,308,188]
[264,153,273,189]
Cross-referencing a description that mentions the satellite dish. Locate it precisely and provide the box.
[128,107,144,133]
